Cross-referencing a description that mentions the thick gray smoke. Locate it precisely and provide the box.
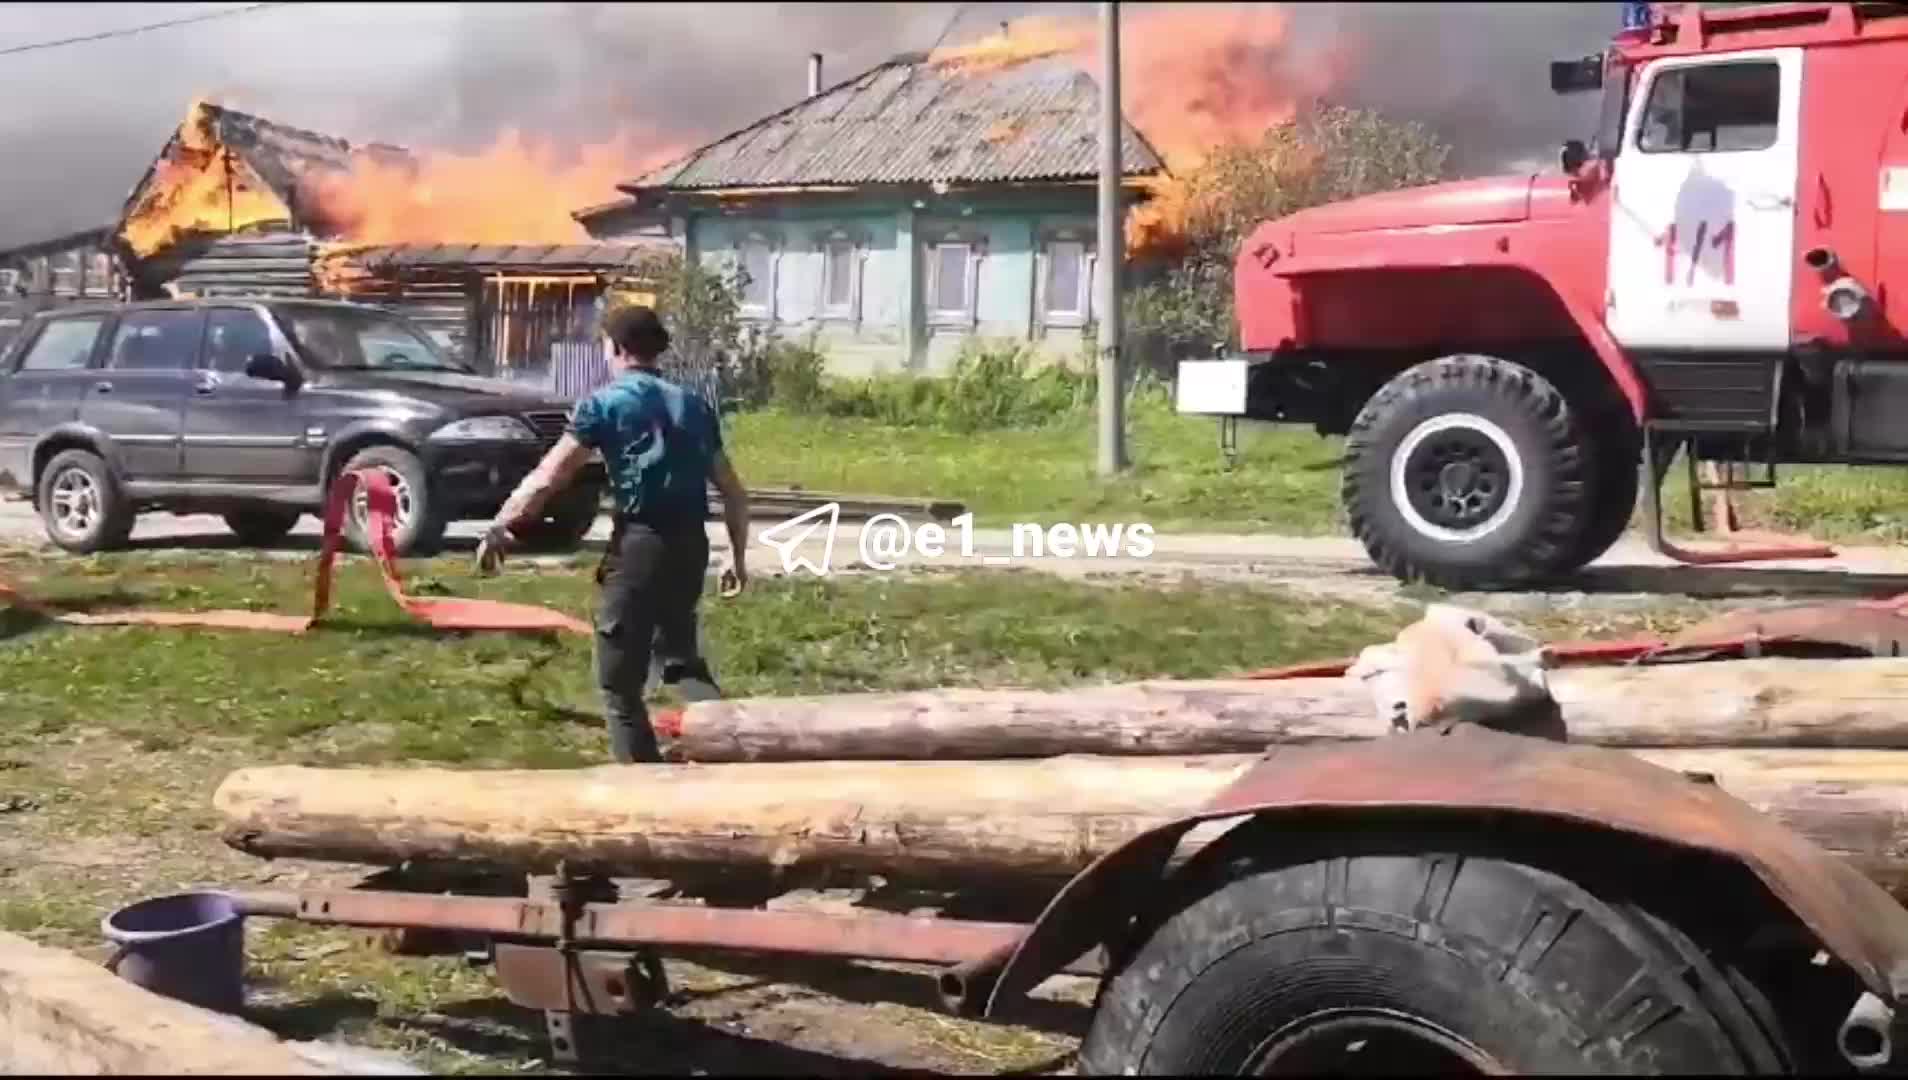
[0,2,1618,252]
[1284,2,1617,175]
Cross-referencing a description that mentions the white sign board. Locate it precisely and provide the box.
[1175,359,1249,416]
[1883,166,1908,213]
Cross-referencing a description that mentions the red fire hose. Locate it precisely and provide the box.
[0,469,590,637]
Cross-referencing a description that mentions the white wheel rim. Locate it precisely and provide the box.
[350,468,414,534]
[49,469,100,536]
[1388,413,1526,544]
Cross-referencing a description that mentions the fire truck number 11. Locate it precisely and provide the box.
[1655,219,1737,287]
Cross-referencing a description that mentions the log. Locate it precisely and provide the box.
[1628,748,1908,900]
[218,748,1908,899]
[214,755,1259,882]
[661,659,1908,762]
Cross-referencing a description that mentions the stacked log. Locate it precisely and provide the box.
[212,658,1908,899]
[658,659,1908,762]
[218,753,1908,898]
[215,755,1258,882]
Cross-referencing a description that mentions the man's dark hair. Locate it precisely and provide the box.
[603,304,671,360]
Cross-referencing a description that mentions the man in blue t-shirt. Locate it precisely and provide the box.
[478,305,750,762]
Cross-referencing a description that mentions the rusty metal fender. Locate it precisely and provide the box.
[983,723,1908,1017]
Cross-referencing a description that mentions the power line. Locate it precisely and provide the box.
[0,3,293,60]
[927,2,971,53]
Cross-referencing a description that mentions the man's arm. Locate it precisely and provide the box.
[710,449,750,594]
[495,434,593,534]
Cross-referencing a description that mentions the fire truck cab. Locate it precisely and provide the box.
[1180,1,1908,588]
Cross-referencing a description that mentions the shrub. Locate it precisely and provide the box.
[784,339,1098,432]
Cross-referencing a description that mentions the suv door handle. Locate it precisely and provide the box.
[1747,193,1794,211]
[194,374,219,396]
[91,381,112,395]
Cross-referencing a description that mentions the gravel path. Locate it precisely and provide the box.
[8,495,1908,613]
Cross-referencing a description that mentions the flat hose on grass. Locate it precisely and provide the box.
[0,469,590,637]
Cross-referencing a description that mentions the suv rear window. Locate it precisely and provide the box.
[107,310,205,371]
[17,315,106,372]
[272,304,466,373]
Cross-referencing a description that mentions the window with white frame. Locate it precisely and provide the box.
[738,237,775,317]
[929,238,975,322]
[1042,239,1090,324]
[820,233,859,319]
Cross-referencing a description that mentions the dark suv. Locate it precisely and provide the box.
[0,298,605,555]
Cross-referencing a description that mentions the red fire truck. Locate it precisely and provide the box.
[1178,1,1908,588]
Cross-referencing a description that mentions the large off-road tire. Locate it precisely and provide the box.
[510,480,602,552]
[1078,832,1789,1076]
[1342,354,1593,589]
[36,449,135,554]
[1555,422,1642,577]
[223,508,302,547]
[337,445,447,558]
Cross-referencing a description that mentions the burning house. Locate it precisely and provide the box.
[17,101,675,394]
[575,50,1165,376]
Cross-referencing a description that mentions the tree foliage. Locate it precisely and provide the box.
[1128,104,1455,359]
[602,251,749,406]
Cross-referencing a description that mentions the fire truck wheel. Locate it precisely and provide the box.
[1077,838,1787,1076]
[1556,426,1642,576]
[1342,354,1591,588]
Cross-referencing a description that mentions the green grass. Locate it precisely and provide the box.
[729,402,1908,545]
[0,552,1410,769]
[728,396,1347,534]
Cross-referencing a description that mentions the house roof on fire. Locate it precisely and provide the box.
[620,52,1166,195]
[125,103,415,226]
[320,240,677,275]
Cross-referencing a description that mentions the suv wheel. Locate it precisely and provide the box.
[37,449,135,554]
[338,445,447,558]
[224,509,302,547]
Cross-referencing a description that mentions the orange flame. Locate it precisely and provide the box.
[120,98,298,259]
[931,6,1338,258]
[119,97,686,265]
[304,130,686,247]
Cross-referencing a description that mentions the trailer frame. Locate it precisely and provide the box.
[208,723,1908,1072]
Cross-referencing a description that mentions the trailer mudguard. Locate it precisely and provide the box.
[982,723,1908,1017]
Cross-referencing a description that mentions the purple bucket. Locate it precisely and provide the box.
[100,891,245,1015]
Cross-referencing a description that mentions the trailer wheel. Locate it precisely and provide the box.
[1342,355,1591,588]
[1078,843,1784,1075]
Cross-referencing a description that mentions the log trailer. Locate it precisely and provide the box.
[1176,1,1908,589]
[194,721,1908,1075]
[148,593,1908,1076]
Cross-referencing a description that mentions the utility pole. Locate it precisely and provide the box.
[1095,0,1128,475]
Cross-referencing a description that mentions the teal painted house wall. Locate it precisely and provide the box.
[638,191,1109,378]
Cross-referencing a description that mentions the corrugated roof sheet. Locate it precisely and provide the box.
[629,54,1165,192]
[0,226,116,261]
[201,104,415,211]
[320,240,676,273]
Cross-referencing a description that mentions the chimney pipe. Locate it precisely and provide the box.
[808,53,822,98]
